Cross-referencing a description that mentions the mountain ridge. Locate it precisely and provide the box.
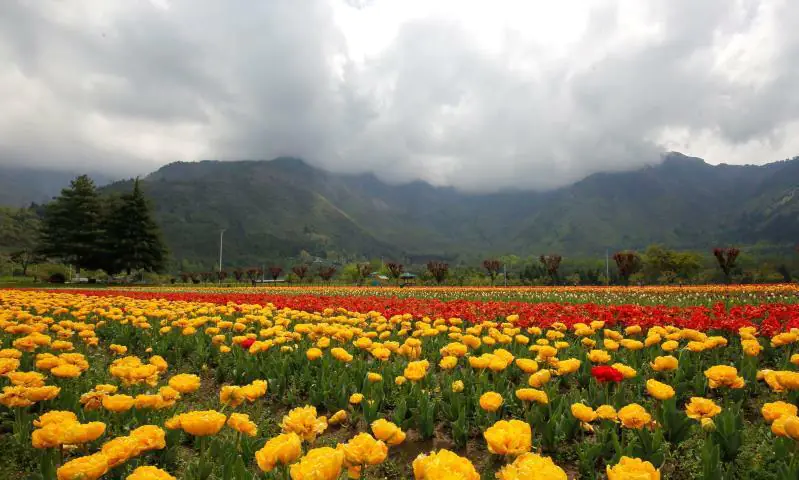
[3,153,797,267]
[105,152,799,266]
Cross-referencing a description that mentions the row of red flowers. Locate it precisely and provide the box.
[25,288,799,334]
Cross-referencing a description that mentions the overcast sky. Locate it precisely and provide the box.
[1,0,798,190]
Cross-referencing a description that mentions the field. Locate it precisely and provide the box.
[2,285,799,480]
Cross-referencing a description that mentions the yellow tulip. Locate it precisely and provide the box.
[607,456,660,480]
[412,449,479,480]
[685,397,722,420]
[479,391,503,412]
[483,419,531,456]
[256,432,303,472]
[496,452,567,480]
[126,466,176,480]
[645,379,675,400]
[289,447,344,480]
[618,404,651,429]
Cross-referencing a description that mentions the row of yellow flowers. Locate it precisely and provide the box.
[113,283,799,294]
[3,289,799,478]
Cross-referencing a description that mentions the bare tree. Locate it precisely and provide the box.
[268,266,283,282]
[713,247,740,284]
[233,269,244,283]
[245,268,262,286]
[386,262,404,285]
[613,251,641,285]
[357,263,372,285]
[9,249,44,277]
[482,259,502,286]
[426,261,449,285]
[292,264,309,283]
[539,254,562,285]
[318,266,337,283]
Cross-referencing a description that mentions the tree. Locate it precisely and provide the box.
[499,255,520,279]
[233,269,245,283]
[339,263,360,284]
[713,247,740,284]
[38,175,104,272]
[386,262,404,285]
[9,249,44,277]
[641,245,702,284]
[318,266,336,283]
[482,259,502,286]
[246,268,262,285]
[539,254,562,285]
[268,266,283,282]
[216,270,228,283]
[357,263,372,285]
[0,207,41,269]
[292,264,309,283]
[103,179,168,275]
[520,263,547,285]
[426,261,449,284]
[613,251,641,285]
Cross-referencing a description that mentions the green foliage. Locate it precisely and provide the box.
[0,207,44,276]
[340,263,361,283]
[0,207,40,252]
[38,175,105,272]
[641,245,703,284]
[33,175,168,277]
[103,178,168,274]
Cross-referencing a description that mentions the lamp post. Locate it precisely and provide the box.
[218,229,226,281]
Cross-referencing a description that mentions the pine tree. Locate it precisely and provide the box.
[38,175,104,272]
[104,179,168,275]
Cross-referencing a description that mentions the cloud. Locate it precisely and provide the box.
[1,0,798,190]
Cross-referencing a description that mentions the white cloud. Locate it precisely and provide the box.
[1,0,798,189]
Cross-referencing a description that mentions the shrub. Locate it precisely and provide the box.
[48,272,66,284]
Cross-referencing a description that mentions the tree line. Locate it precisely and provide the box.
[14,175,168,280]
[183,244,798,287]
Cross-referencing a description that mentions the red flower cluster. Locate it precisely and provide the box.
[591,366,623,383]
[38,288,799,333]
[240,338,255,349]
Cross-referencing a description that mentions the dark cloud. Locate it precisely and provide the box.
[1,0,798,190]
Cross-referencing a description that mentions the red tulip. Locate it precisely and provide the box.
[591,366,623,383]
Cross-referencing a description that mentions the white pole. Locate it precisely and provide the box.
[218,229,226,276]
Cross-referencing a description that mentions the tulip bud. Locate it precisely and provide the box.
[701,418,716,432]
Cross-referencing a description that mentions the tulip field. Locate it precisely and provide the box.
[2,285,799,479]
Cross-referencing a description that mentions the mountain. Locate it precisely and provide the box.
[0,166,113,207]
[97,153,799,267]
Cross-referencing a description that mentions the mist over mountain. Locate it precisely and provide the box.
[0,165,113,207]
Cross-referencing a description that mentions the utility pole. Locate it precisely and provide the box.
[218,229,226,279]
[605,249,610,286]
[503,264,507,286]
